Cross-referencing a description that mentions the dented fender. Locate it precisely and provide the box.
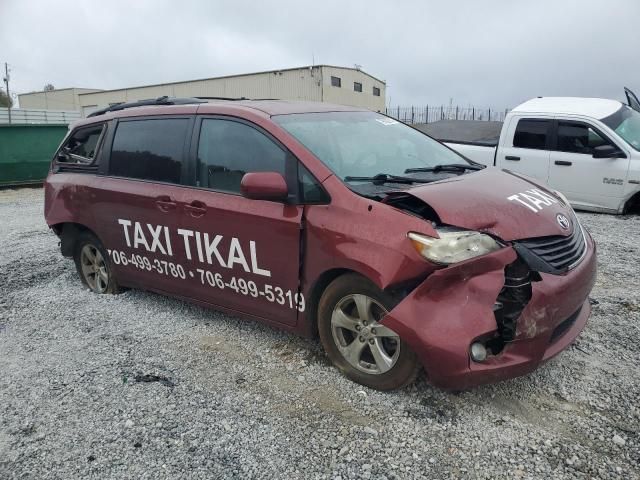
[381,247,517,386]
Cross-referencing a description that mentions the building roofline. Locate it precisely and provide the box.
[76,65,386,97]
[18,87,103,96]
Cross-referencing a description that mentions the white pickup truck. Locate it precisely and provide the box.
[432,89,640,214]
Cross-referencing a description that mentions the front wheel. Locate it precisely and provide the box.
[73,232,120,294]
[318,273,420,391]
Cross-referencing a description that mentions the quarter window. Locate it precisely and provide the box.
[556,122,613,154]
[59,124,105,164]
[373,86,381,97]
[331,76,341,87]
[513,119,550,150]
[109,118,189,184]
[197,119,287,194]
[298,163,329,204]
[354,82,363,93]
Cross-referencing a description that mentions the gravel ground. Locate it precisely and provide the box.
[0,187,638,479]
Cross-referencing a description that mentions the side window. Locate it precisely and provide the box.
[298,163,329,203]
[354,82,363,93]
[513,119,550,150]
[197,119,287,194]
[109,118,189,184]
[331,76,341,87]
[59,124,105,164]
[556,122,613,154]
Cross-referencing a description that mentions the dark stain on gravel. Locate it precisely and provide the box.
[132,373,176,387]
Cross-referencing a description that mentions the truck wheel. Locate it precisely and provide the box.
[73,232,120,294]
[318,273,420,391]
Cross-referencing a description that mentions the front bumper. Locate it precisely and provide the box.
[382,231,597,390]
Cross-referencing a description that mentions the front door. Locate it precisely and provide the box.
[548,119,630,210]
[178,116,303,326]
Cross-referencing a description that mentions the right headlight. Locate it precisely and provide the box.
[408,228,503,265]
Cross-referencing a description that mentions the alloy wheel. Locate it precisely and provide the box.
[80,244,109,293]
[331,294,401,374]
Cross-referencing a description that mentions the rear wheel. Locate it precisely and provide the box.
[318,273,420,390]
[73,233,120,294]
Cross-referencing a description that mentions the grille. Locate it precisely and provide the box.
[515,225,586,274]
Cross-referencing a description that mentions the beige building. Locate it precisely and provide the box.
[18,65,386,117]
[17,88,103,111]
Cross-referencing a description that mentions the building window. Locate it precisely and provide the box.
[373,86,380,97]
[331,76,341,87]
[354,82,362,93]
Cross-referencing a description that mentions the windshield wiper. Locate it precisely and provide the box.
[343,173,432,185]
[404,163,485,174]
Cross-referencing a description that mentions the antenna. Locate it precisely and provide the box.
[354,63,362,71]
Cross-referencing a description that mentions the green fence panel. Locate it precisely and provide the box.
[0,124,68,186]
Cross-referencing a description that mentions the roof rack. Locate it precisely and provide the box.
[195,96,248,101]
[87,96,207,117]
[193,96,280,101]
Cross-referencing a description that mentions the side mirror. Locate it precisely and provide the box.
[240,172,289,201]
[593,144,625,159]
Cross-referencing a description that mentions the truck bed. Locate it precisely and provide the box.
[413,120,502,147]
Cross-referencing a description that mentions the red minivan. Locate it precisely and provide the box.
[44,97,597,391]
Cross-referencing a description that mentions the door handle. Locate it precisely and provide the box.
[505,156,520,161]
[155,196,177,212]
[184,201,207,217]
[554,160,572,166]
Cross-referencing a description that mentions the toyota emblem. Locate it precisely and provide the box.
[556,213,571,230]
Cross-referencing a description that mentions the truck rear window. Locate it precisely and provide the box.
[513,119,550,150]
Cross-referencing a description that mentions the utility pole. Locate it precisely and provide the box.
[3,62,11,125]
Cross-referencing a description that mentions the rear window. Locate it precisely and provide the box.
[513,119,550,150]
[59,124,105,164]
[109,119,189,184]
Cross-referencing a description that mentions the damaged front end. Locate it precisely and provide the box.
[489,258,534,353]
[379,191,595,389]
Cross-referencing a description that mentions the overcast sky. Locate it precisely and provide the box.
[1,0,639,109]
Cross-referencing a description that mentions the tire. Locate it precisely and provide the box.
[73,232,120,294]
[318,273,420,391]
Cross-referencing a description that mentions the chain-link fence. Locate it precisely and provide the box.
[385,105,509,124]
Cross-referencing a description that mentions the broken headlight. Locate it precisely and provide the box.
[408,229,503,265]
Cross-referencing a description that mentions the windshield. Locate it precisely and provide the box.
[601,106,640,151]
[274,111,469,181]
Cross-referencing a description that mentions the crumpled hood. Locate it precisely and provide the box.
[397,168,576,241]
